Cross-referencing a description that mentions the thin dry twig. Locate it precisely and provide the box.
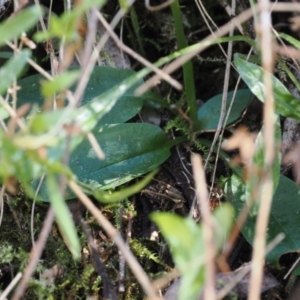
[217,233,284,300]
[86,132,105,160]
[0,96,25,130]
[218,0,244,34]
[68,180,160,300]
[204,0,235,170]
[73,5,129,105]
[30,174,45,247]
[194,0,231,61]
[145,0,174,11]
[248,0,275,299]
[204,0,236,211]
[95,10,181,90]
[81,9,98,69]
[0,185,5,227]
[118,198,134,293]
[152,268,180,292]
[191,153,216,300]
[0,272,22,300]
[11,207,55,300]
[6,41,53,80]
[136,2,300,96]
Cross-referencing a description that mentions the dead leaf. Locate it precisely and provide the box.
[222,126,257,165]
[41,264,64,286]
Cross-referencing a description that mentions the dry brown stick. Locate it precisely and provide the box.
[6,41,53,80]
[248,0,275,299]
[217,233,284,300]
[0,184,5,227]
[0,272,22,300]
[145,0,174,11]
[95,10,181,90]
[73,5,128,105]
[68,180,160,300]
[79,218,118,300]
[204,0,236,211]
[11,207,55,300]
[152,268,180,292]
[81,9,98,69]
[191,153,216,299]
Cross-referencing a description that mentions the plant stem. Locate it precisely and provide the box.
[170,0,197,129]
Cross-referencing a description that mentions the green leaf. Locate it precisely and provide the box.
[92,169,158,203]
[0,6,42,47]
[71,123,171,189]
[151,204,234,300]
[278,32,300,50]
[225,174,300,268]
[197,89,253,131]
[0,49,31,120]
[0,49,31,96]
[34,0,106,42]
[41,70,80,98]
[36,123,172,201]
[0,51,13,59]
[0,134,39,183]
[234,53,300,121]
[46,174,80,259]
[17,66,160,129]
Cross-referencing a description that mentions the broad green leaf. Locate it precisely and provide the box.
[0,6,42,47]
[17,66,160,129]
[197,89,253,131]
[36,123,173,201]
[0,49,31,119]
[46,174,80,259]
[41,71,80,98]
[225,174,300,268]
[234,53,300,121]
[72,123,171,190]
[151,204,234,300]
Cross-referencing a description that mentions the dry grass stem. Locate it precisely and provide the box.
[204,0,235,206]
[68,180,160,300]
[0,185,5,227]
[152,268,180,292]
[11,207,55,300]
[95,10,181,90]
[136,5,254,95]
[248,0,275,299]
[0,96,25,130]
[6,41,53,80]
[136,2,300,96]
[145,0,174,11]
[31,174,45,247]
[217,233,284,300]
[191,153,216,300]
[73,4,132,104]
[81,9,98,69]
[216,264,251,300]
[0,272,22,300]
[86,132,105,160]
